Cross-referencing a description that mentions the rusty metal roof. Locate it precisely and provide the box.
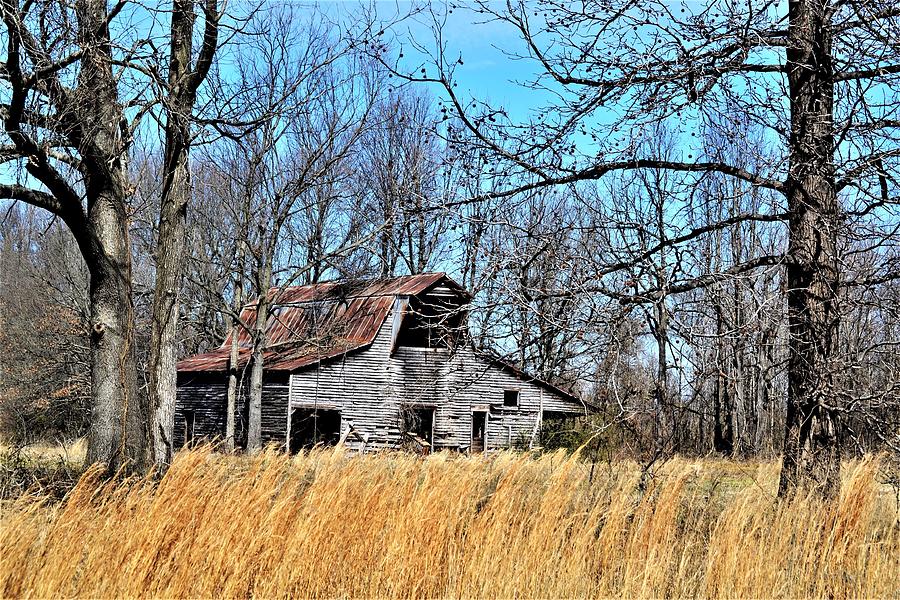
[178,273,464,373]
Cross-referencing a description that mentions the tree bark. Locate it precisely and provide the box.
[225,263,245,452]
[149,0,218,468]
[247,266,271,452]
[713,304,735,455]
[73,0,149,473]
[148,100,190,466]
[652,191,670,455]
[653,297,668,455]
[779,0,842,498]
[84,189,147,472]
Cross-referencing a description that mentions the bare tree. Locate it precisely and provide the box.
[355,89,450,276]
[1,0,151,471]
[388,0,900,497]
[204,7,381,451]
[148,0,220,470]
[1,0,234,471]
[0,204,90,444]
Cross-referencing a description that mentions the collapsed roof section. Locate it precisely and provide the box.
[177,272,468,373]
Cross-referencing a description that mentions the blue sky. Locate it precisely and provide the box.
[398,5,548,115]
[327,0,555,118]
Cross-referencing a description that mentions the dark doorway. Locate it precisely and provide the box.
[237,394,249,450]
[471,411,487,453]
[289,408,341,453]
[183,410,196,447]
[402,406,435,451]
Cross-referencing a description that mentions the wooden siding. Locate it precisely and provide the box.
[443,348,584,450]
[179,284,584,454]
[261,374,289,448]
[175,372,289,449]
[288,297,584,452]
[174,373,228,448]
[391,347,453,447]
[289,308,398,451]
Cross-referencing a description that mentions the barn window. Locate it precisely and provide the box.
[395,295,464,349]
[503,389,520,408]
[183,410,196,447]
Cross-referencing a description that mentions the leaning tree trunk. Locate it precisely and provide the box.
[149,0,218,468]
[779,0,842,498]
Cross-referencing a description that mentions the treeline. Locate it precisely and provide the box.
[4,117,897,460]
[1,2,898,492]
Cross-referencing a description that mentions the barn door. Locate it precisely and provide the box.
[289,408,341,453]
[401,406,435,454]
[471,411,487,453]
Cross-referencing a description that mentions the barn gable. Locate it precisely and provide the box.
[177,273,467,373]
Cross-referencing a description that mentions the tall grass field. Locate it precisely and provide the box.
[2,448,898,598]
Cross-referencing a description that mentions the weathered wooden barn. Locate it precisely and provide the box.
[175,273,585,453]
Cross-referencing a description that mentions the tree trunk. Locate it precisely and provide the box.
[652,192,671,455]
[247,274,270,452]
[713,303,734,455]
[225,267,244,452]
[148,105,190,467]
[779,0,842,498]
[85,189,147,473]
[76,0,149,473]
[149,0,218,468]
[653,297,668,455]
[227,187,251,452]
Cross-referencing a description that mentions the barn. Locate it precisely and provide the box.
[175,273,585,453]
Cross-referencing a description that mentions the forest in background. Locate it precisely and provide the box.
[0,0,898,493]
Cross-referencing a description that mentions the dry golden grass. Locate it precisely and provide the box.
[1,448,897,598]
[0,437,86,464]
